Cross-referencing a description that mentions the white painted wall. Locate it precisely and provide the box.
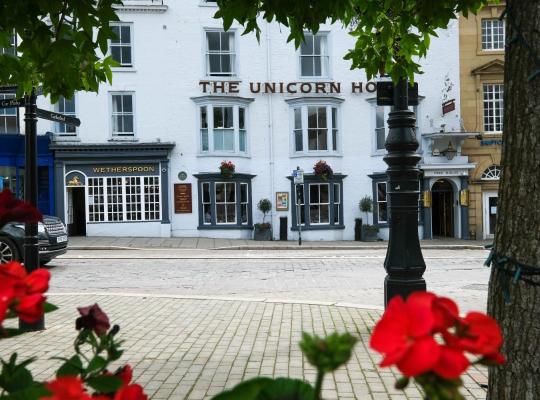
[35,1,463,240]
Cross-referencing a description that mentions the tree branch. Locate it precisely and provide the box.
[55,0,69,40]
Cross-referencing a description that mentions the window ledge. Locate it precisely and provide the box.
[109,137,138,142]
[199,2,218,7]
[298,77,334,82]
[53,136,80,142]
[291,225,345,231]
[201,76,241,82]
[198,225,253,230]
[112,67,137,73]
[290,153,342,158]
[197,153,251,159]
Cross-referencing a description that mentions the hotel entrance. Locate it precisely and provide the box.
[432,179,454,238]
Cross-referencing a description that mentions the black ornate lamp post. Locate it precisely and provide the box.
[380,78,426,306]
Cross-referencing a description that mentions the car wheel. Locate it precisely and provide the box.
[0,237,20,264]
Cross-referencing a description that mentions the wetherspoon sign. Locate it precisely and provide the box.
[199,80,378,95]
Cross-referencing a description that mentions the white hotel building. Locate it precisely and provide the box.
[33,0,475,240]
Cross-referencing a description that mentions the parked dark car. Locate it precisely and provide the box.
[0,216,68,265]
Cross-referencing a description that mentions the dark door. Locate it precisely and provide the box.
[69,187,86,236]
[432,179,454,237]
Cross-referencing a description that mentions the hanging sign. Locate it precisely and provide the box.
[174,183,192,214]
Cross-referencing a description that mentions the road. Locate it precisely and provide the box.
[50,248,491,312]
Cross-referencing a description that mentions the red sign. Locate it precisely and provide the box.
[174,184,192,213]
[442,99,456,115]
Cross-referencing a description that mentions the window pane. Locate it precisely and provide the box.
[320,205,329,223]
[215,183,225,202]
[220,55,232,73]
[121,47,132,65]
[309,184,319,203]
[226,204,236,223]
[332,129,338,151]
[295,130,303,152]
[113,95,122,112]
[239,130,246,152]
[214,107,223,128]
[294,108,302,129]
[378,203,387,222]
[318,107,326,127]
[226,183,235,202]
[111,26,120,43]
[240,184,248,203]
[308,107,317,128]
[239,108,245,129]
[314,35,321,55]
[209,54,221,74]
[214,130,224,151]
[333,184,340,203]
[314,57,321,76]
[301,57,314,77]
[216,204,226,223]
[318,129,327,150]
[207,32,221,51]
[122,95,133,112]
[201,106,207,128]
[377,182,387,201]
[223,107,233,128]
[223,129,234,151]
[300,35,313,55]
[221,32,231,51]
[121,26,131,43]
[308,130,317,151]
[202,183,210,203]
[320,184,329,203]
[204,204,212,223]
[123,115,133,133]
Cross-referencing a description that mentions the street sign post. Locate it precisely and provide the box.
[36,108,81,127]
[293,167,304,246]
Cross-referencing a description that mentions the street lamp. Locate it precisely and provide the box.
[379,78,426,306]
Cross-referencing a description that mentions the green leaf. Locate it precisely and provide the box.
[86,375,122,394]
[4,383,49,400]
[56,355,83,377]
[299,332,357,373]
[86,355,107,374]
[212,377,315,400]
[43,302,58,314]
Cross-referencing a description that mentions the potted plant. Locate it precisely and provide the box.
[219,160,235,177]
[313,160,333,181]
[254,198,272,241]
[359,195,379,241]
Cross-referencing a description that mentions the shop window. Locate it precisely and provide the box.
[205,30,236,77]
[195,100,251,155]
[290,102,340,155]
[54,96,77,137]
[290,175,344,230]
[300,33,329,78]
[483,84,504,133]
[481,19,505,51]
[88,175,160,222]
[0,93,18,133]
[110,23,133,67]
[196,174,253,229]
[481,165,501,180]
[111,92,135,138]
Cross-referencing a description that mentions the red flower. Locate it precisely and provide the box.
[0,189,42,228]
[41,376,91,400]
[115,365,133,385]
[16,293,46,323]
[26,269,51,294]
[0,282,14,322]
[431,295,459,332]
[433,345,470,379]
[76,304,110,336]
[453,312,504,359]
[114,384,148,400]
[0,261,27,298]
[370,292,440,377]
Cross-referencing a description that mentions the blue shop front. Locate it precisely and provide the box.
[0,133,55,215]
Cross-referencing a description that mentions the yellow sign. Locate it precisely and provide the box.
[423,191,432,208]
[92,165,156,174]
[67,175,83,187]
[460,189,470,206]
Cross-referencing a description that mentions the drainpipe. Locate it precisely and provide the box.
[265,21,276,236]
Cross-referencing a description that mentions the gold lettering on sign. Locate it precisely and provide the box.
[92,166,156,174]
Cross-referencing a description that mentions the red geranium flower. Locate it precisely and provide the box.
[114,384,148,400]
[0,189,42,228]
[370,292,440,376]
[453,312,504,360]
[26,268,51,294]
[115,365,133,385]
[432,296,459,332]
[41,376,91,400]
[433,345,470,379]
[76,304,111,336]
[16,293,46,323]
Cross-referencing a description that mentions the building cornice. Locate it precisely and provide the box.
[114,1,168,14]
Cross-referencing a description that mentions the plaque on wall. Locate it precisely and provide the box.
[174,183,192,213]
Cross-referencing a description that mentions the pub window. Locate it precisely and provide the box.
[206,30,236,77]
[87,175,160,223]
[196,176,253,229]
[111,92,135,138]
[290,175,344,230]
[483,84,504,133]
[376,182,388,224]
[291,104,340,155]
[110,23,133,67]
[481,19,505,51]
[0,93,18,133]
[300,33,329,78]
[54,96,77,136]
[198,103,249,155]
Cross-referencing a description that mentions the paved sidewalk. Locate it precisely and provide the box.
[68,236,491,251]
[1,294,488,400]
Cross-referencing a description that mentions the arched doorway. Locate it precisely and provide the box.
[432,179,454,237]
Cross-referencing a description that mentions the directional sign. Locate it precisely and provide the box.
[376,81,419,106]
[37,108,81,127]
[292,169,304,184]
[0,98,24,108]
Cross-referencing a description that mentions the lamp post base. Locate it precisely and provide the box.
[384,275,426,307]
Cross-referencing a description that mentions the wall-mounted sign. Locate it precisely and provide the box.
[276,192,289,211]
[199,80,378,95]
[174,183,192,214]
[460,189,470,207]
[442,99,456,115]
[292,169,304,184]
[423,191,432,208]
[480,140,503,146]
[65,172,85,187]
[376,81,419,106]
[424,169,470,177]
[91,165,156,174]
[178,171,187,181]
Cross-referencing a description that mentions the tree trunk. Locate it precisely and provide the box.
[487,1,540,399]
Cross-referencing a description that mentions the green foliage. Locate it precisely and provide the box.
[0,354,48,399]
[359,196,373,213]
[0,0,122,101]
[215,0,491,82]
[212,332,357,400]
[257,198,272,223]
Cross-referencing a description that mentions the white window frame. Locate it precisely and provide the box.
[298,32,330,79]
[376,182,388,224]
[481,165,502,181]
[214,182,237,225]
[308,183,330,225]
[287,99,342,156]
[483,83,504,133]
[204,29,237,77]
[371,102,420,155]
[0,93,18,133]
[110,92,136,140]
[109,22,134,68]
[481,19,505,51]
[193,97,252,156]
[53,95,78,138]
[87,175,160,223]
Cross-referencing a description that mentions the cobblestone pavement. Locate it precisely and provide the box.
[0,295,488,400]
[52,248,490,312]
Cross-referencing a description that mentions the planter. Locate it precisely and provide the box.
[254,227,272,241]
[220,168,234,178]
[361,225,379,242]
